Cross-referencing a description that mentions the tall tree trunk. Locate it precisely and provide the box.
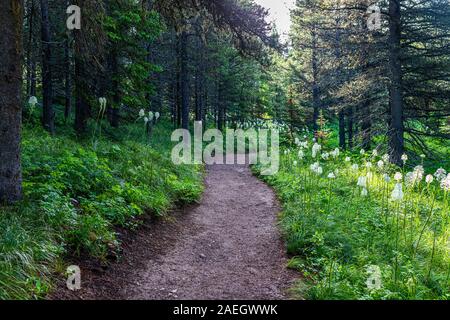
[180,30,189,130]
[30,57,37,97]
[217,80,224,131]
[110,52,120,128]
[40,0,54,134]
[388,0,404,165]
[64,33,72,122]
[175,34,181,128]
[0,0,24,203]
[26,0,35,96]
[311,29,320,133]
[73,0,89,135]
[347,106,354,150]
[360,17,372,150]
[74,56,89,134]
[339,110,346,149]
[334,14,346,149]
[361,106,372,150]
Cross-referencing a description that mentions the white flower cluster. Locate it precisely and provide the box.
[312,143,322,158]
[28,96,38,107]
[310,162,323,175]
[441,174,450,191]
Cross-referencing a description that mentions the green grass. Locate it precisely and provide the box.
[254,141,449,300]
[0,117,204,299]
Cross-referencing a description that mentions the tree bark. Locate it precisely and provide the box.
[110,51,120,128]
[180,30,190,130]
[311,29,320,133]
[388,0,404,165]
[74,54,89,134]
[339,110,346,149]
[0,0,24,203]
[40,0,55,134]
[347,106,354,150]
[64,34,72,122]
[26,0,35,97]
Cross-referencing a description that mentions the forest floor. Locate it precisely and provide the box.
[51,159,298,300]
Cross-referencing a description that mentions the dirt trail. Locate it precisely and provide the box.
[54,161,297,300]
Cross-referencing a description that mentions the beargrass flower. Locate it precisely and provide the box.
[384,174,391,183]
[357,176,367,188]
[360,149,366,155]
[434,168,447,182]
[391,183,404,201]
[139,109,145,118]
[293,161,298,166]
[345,157,351,162]
[310,162,323,175]
[352,164,359,171]
[149,111,154,121]
[377,160,384,169]
[322,152,330,160]
[28,96,38,106]
[317,166,323,175]
[401,154,408,163]
[328,172,336,179]
[382,154,389,163]
[312,143,321,158]
[331,148,340,158]
[155,112,160,120]
[394,172,403,182]
[361,188,368,197]
[366,162,373,169]
[413,165,424,182]
[426,174,434,184]
[298,149,304,159]
[441,174,450,191]
[405,172,415,186]
[372,149,378,157]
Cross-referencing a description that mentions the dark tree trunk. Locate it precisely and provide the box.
[217,80,224,131]
[64,34,72,122]
[0,0,24,203]
[74,55,89,134]
[26,0,35,96]
[110,52,120,128]
[180,31,189,130]
[73,4,90,136]
[40,0,54,134]
[361,106,372,150]
[195,69,200,121]
[388,0,404,165]
[347,106,354,150]
[311,30,320,133]
[175,34,181,128]
[339,110,346,149]
[334,14,345,149]
[30,58,37,97]
[195,41,205,122]
[170,77,177,128]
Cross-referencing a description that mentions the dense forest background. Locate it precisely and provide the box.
[10,0,449,175]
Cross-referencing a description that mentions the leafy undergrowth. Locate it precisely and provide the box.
[254,140,449,300]
[0,121,203,299]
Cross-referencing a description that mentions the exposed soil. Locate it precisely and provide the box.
[51,160,298,300]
